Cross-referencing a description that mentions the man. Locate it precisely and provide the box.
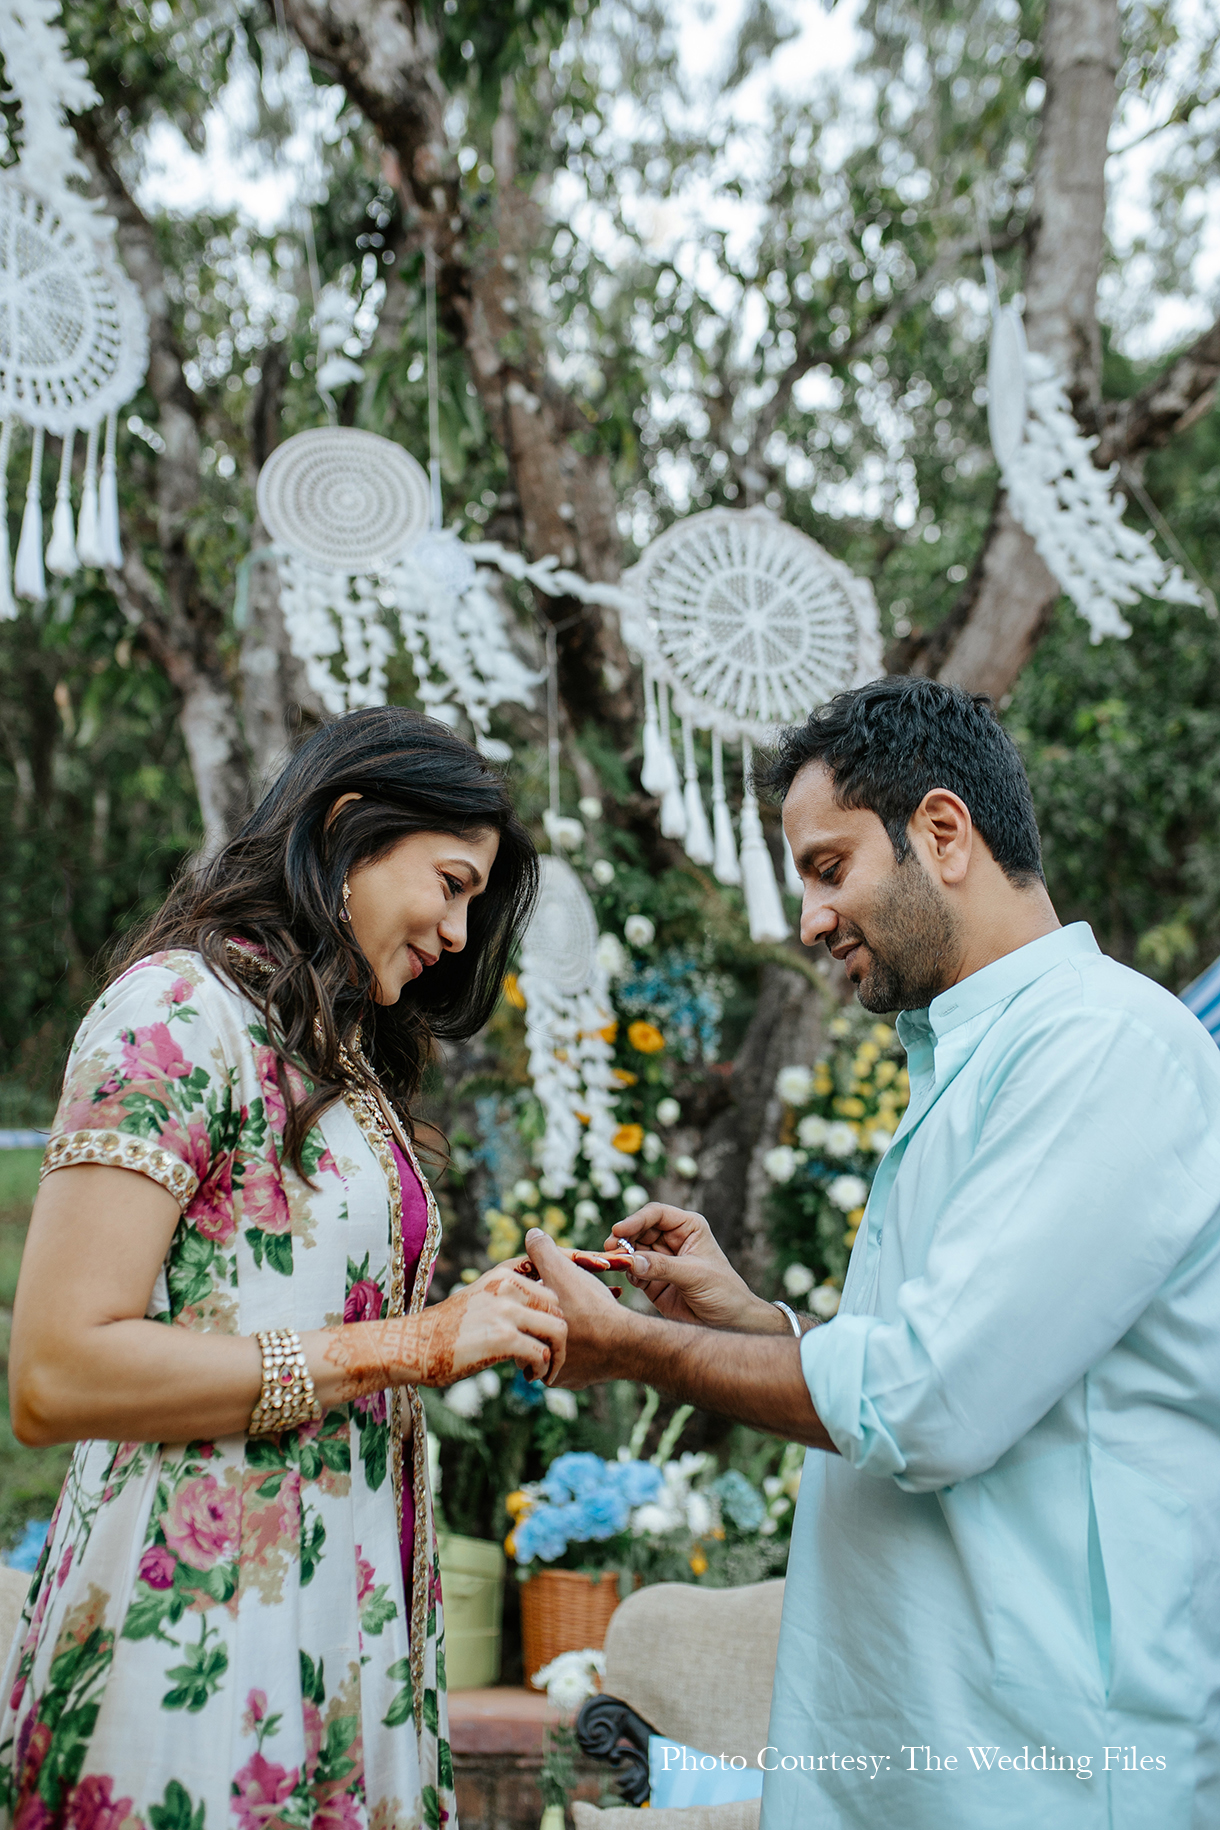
[525,677,1220,1830]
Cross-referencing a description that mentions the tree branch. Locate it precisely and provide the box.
[1092,313,1220,465]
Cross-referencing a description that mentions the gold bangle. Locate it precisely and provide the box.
[249,1327,321,1436]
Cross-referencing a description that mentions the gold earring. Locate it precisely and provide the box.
[338,876,352,922]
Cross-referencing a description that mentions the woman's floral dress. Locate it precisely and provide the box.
[0,949,456,1830]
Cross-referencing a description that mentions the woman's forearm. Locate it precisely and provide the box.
[11,1317,445,1449]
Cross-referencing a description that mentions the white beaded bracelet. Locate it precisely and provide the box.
[248,1327,321,1436]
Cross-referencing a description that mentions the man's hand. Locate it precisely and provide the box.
[524,1230,634,1388]
[607,1203,789,1333]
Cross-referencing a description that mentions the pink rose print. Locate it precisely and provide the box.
[254,1048,288,1134]
[137,1544,177,1591]
[230,1753,300,1830]
[241,1689,268,1737]
[66,1775,136,1830]
[355,1550,375,1606]
[55,1544,74,1589]
[14,1720,53,1829]
[162,1473,240,1570]
[343,1279,383,1324]
[188,1120,235,1246]
[120,1021,191,1085]
[303,1699,325,1775]
[243,1159,291,1236]
[243,1474,300,1566]
[168,978,194,1005]
[312,1794,363,1830]
[354,1390,386,1425]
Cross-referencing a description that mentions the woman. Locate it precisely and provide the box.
[1,708,565,1830]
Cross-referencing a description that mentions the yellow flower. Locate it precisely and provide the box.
[834,1096,865,1118]
[828,1016,851,1038]
[689,1546,708,1576]
[503,972,527,1011]
[611,1068,638,1087]
[612,1123,645,1154]
[846,1206,866,1228]
[843,1226,859,1248]
[628,1020,665,1054]
[505,1490,533,1519]
[856,1041,881,1066]
[486,1210,524,1263]
[504,1532,517,1557]
[710,1526,726,1541]
[599,1019,619,1045]
[851,1079,872,1097]
[870,1023,895,1046]
[542,1206,569,1238]
[874,1060,897,1087]
[873,1110,899,1134]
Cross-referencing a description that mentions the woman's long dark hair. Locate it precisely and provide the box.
[115,708,538,1172]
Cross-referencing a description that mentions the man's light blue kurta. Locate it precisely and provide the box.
[763,925,1220,1830]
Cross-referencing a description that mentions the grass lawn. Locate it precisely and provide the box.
[0,1151,73,1554]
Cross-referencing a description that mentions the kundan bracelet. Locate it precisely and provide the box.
[248,1327,321,1436]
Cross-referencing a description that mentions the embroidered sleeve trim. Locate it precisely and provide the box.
[40,1130,200,1209]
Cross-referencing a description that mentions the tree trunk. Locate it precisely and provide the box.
[922,0,1121,698]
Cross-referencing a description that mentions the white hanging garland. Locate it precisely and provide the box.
[0,0,150,618]
[987,303,1200,642]
[517,855,631,1197]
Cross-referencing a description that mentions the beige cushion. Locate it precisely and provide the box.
[0,1567,31,1662]
[601,1579,784,1759]
[573,1805,759,1830]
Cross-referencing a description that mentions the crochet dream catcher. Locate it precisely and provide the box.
[257,427,432,573]
[0,2,150,616]
[620,508,883,941]
[985,300,1200,641]
[517,856,632,1197]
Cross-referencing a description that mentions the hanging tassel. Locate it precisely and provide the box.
[783,829,803,896]
[640,667,667,795]
[0,420,15,621]
[15,428,46,602]
[657,681,687,840]
[738,740,788,942]
[76,422,103,566]
[680,714,714,865]
[98,412,122,567]
[46,431,79,577]
[711,732,740,885]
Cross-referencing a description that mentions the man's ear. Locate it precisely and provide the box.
[910,788,972,885]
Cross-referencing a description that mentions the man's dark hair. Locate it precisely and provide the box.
[756,676,1044,887]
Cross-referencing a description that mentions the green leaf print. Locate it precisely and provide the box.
[118,1092,172,1135]
[382,1657,414,1730]
[422,1688,439,1737]
[120,1586,185,1643]
[31,1623,115,1812]
[422,1784,443,1830]
[300,1650,326,1706]
[300,1510,326,1586]
[360,1583,398,1637]
[318,1716,358,1787]
[437,1736,454,1793]
[168,1229,216,1313]
[149,1778,206,1830]
[299,1126,330,1178]
[264,1232,294,1278]
[162,1619,229,1713]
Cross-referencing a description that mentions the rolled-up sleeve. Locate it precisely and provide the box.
[801,1004,1220,1492]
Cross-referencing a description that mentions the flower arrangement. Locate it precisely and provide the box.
[765,1006,910,1304]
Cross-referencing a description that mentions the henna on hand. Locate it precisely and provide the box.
[320,1272,567,1395]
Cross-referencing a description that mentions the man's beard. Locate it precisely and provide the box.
[834,856,960,1013]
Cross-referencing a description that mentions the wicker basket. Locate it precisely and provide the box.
[519,1567,623,1691]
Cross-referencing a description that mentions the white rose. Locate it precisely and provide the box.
[824,1122,859,1158]
[797,1114,830,1148]
[783,1263,815,1297]
[592,1169,620,1197]
[674,1154,699,1178]
[624,914,655,947]
[543,1387,578,1420]
[776,1065,815,1105]
[641,1132,663,1163]
[591,858,616,885]
[574,1198,601,1225]
[827,1174,869,1212]
[476,1369,502,1399]
[532,1649,606,1711]
[867,1128,892,1156]
[542,809,585,851]
[595,932,629,978]
[443,1379,484,1418]
[763,1145,798,1184]
[578,796,603,820]
[622,1182,649,1208]
[656,1097,681,1126]
[514,1179,541,1207]
[811,1284,841,1319]
[685,1492,714,1537]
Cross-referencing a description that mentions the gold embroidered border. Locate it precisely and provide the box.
[40,1129,198,1209]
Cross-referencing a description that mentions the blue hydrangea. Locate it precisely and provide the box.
[712,1469,767,1533]
[567,1487,630,1541]
[607,1460,665,1507]
[513,1504,571,1564]
[539,1451,607,1503]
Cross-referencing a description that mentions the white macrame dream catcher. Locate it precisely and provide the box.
[986,298,1200,641]
[517,855,632,1198]
[620,507,883,942]
[0,1,150,618]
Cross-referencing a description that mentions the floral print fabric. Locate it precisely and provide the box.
[0,951,455,1830]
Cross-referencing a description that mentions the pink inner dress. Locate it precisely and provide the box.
[389,1137,432,1608]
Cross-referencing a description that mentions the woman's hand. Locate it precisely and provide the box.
[317,1269,567,1396]
[607,1203,788,1333]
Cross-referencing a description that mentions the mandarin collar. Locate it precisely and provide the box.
[896,922,1099,1049]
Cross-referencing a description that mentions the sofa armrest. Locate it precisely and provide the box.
[574,1693,658,1805]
